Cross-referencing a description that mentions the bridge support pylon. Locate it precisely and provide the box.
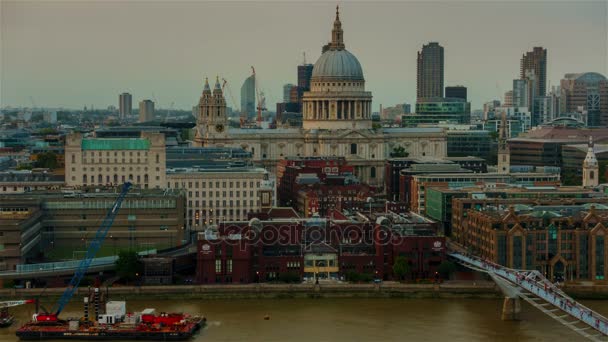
[501,297,521,321]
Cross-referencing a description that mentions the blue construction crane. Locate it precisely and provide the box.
[35,182,132,322]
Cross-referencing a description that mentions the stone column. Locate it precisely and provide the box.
[501,297,521,321]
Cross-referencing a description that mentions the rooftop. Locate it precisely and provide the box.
[81,138,150,150]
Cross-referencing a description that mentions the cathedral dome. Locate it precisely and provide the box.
[312,49,364,81]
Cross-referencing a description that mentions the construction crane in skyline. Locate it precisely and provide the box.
[251,66,266,127]
[221,78,239,113]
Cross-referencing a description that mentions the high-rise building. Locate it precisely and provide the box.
[512,79,529,108]
[445,86,467,101]
[138,99,155,122]
[298,64,314,92]
[504,90,514,107]
[560,72,608,127]
[533,96,553,126]
[240,75,256,119]
[417,42,444,101]
[483,100,501,121]
[119,93,132,119]
[283,84,295,103]
[520,47,547,97]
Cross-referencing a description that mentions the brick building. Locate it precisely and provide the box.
[196,211,444,284]
[452,197,608,281]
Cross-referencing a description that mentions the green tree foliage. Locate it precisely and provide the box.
[392,256,410,281]
[115,250,143,282]
[390,146,409,158]
[34,152,58,169]
[437,260,457,279]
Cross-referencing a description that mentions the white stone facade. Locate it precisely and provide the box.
[65,132,166,189]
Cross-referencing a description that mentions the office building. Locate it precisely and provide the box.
[166,166,273,229]
[0,188,186,262]
[445,86,467,101]
[138,99,155,123]
[503,91,513,107]
[64,132,166,189]
[402,98,470,126]
[508,126,608,169]
[417,42,444,100]
[520,47,547,97]
[283,84,295,103]
[560,72,608,127]
[119,93,132,119]
[240,74,256,119]
[483,100,501,121]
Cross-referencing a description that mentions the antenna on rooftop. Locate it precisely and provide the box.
[302,52,306,65]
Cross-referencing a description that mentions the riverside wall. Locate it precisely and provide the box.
[0,282,502,300]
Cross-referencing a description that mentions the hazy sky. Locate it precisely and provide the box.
[1,0,607,111]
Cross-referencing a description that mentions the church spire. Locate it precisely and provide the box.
[583,136,599,187]
[203,77,211,94]
[213,76,222,93]
[329,5,345,50]
[497,111,510,174]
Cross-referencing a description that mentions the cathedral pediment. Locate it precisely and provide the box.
[334,129,372,140]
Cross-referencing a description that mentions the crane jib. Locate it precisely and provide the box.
[51,182,132,317]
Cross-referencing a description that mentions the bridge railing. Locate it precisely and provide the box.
[450,252,608,337]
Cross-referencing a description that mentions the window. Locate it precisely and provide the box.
[215,259,222,273]
[350,143,357,154]
[370,166,376,178]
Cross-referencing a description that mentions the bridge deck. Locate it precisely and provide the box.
[450,252,608,340]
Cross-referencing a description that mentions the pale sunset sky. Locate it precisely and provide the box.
[1,0,607,110]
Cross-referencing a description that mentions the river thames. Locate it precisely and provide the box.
[2,298,607,341]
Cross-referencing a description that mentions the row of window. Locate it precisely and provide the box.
[72,153,160,164]
[188,191,256,198]
[169,181,260,189]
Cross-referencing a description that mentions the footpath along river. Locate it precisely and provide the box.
[1,298,607,341]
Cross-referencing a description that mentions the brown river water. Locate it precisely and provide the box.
[1,298,606,341]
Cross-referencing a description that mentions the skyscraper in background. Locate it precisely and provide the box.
[416,42,444,101]
[445,86,467,101]
[138,99,155,123]
[503,90,513,107]
[512,79,530,108]
[240,74,256,119]
[119,93,132,119]
[283,84,295,103]
[520,47,547,97]
[297,63,314,110]
[560,72,608,127]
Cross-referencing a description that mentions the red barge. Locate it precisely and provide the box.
[16,299,205,341]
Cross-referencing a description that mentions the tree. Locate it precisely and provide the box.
[390,146,409,158]
[34,152,58,169]
[115,250,143,282]
[392,256,410,281]
[437,260,457,280]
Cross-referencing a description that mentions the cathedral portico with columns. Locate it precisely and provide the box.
[193,6,447,186]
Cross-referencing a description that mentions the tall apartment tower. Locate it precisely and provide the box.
[297,63,314,110]
[417,42,444,101]
[138,99,155,123]
[119,93,132,118]
[240,75,256,119]
[497,111,510,174]
[583,136,599,187]
[520,47,547,97]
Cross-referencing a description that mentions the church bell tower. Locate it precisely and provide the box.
[583,136,599,188]
[195,77,228,146]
